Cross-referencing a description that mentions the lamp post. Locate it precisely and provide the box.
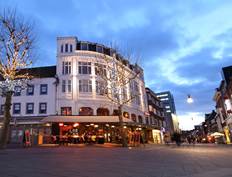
[187,94,194,104]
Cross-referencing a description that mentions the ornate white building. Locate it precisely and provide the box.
[0,36,152,145]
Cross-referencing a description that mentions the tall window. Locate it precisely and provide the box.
[61,107,72,115]
[13,103,21,114]
[61,45,63,53]
[79,80,92,93]
[40,84,48,95]
[65,43,68,52]
[70,44,73,52]
[62,80,66,93]
[62,61,71,75]
[78,62,91,74]
[39,103,47,114]
[14,86,21,96]
[95,63,106,77]
[68,80,72,93]
[27,85,34,96]
[26,103,34,114]
[130,80,140,105]
[96,80,106,95]
[138,116,143,124]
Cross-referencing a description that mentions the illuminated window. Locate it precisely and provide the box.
[79,107,93,116]
[61,107,72,115]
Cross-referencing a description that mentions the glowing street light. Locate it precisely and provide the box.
[187,94,194,104]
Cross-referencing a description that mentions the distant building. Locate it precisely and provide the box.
[156,91,176,114]
[145,88,166,144]
[156,91,179,134]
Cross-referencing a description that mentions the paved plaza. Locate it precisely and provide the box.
[0,144,232,177]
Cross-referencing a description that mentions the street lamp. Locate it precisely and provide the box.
[187,94,194,104]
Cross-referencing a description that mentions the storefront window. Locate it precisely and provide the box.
[97,108,109,116]
[61,107,72,116]
[79,107,93,116]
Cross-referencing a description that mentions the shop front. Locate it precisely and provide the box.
[42,115,137,145]
[152,129,162,144]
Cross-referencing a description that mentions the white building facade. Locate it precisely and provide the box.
[0,36,152,145]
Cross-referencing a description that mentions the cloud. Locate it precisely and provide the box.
[1,0,232,129]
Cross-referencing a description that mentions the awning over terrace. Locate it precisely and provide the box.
[41,115,133,123]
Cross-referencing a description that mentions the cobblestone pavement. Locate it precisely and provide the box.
[0,144,232,177]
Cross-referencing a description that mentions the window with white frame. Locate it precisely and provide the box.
[96,80,106,95]
[62,80,66,93]
[26,103,34,114]
[62,61,71,75]
[39,103,47,114]
[40,84,48,95]
[68,80,72,93]
[14,86,21,96]
[79,80,92,93]
[95,63,106,77]
[27,85,34,96]
[78,62,91,74]
[13,103,21,114]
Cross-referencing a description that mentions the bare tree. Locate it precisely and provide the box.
[0,9,34,149]
[95,51,141,147]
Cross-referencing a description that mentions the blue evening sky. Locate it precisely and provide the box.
[1,0,232,130]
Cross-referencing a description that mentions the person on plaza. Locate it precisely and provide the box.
[140,131,145,147]
[164,134,169,145]
[173,132,181,146]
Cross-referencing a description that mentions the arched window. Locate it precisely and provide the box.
[61,45,63,53]
[79,107,93,116]
[138,116,143,124]
[97,108,109,116]
[131,114,137,122]
[113,109,119,116]
[146,117,149,124]
[123,112,129,119]
[65,43,68,52]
